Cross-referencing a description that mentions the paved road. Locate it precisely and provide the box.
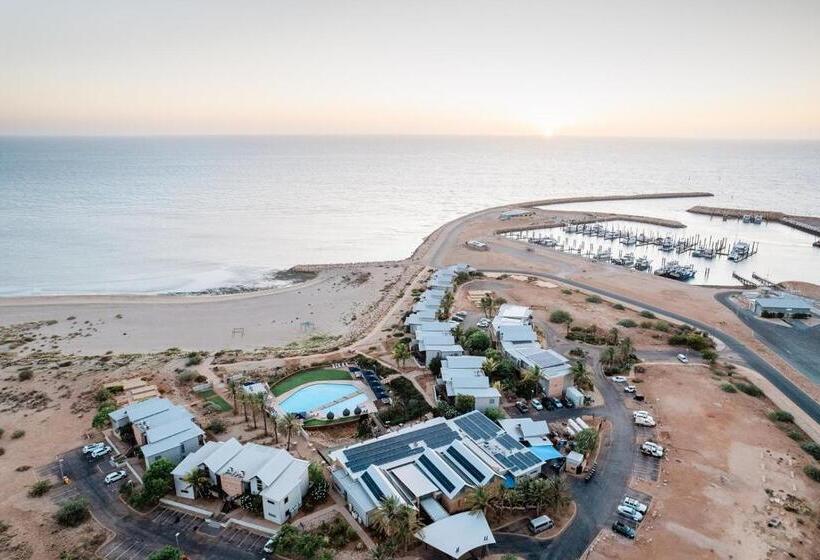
[480,268,820,424]
[50,449,261,560]
[716,291,820,384]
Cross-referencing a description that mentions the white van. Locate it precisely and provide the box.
[528,515,555,534]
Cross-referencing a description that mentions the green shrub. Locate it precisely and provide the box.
[561,289,573,295]
[639,321,653,329]
[185,352,203,366]
[768,410,794,423]
[28,479,52,497]
[18,370,33,381]
[0,428,5,439]
[639,310,656,319]
[549,310,572,324]
[483,406,505,422]
[617,319,637,328]
[669,332,713,351]
[787,430,805,442]
[55,497,90,527]
[455,394,476,414]
[92,403,116,428]
[612,303,625,310]
[801,442,820,460]
[147,546,181,560]
[701,349,718,363]
[804,465,820,483]
[206,419,226,434]
[11,430,25,439]
[735,383,763,397]
[654,321,671,332]
[585,295,602,304]
[128,458,174,509]
[720,383,737,393]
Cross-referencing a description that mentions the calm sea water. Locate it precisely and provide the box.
[1,136,818,296]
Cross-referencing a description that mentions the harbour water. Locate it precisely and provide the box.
[1,136,818,295]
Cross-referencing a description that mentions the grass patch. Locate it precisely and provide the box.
[612,303,625,310]
[303,416,359,428]
[271,368,352,396]
[735,382,764,397]
[804,465,820,483]
[196,390,232,412]
[585,295,602,304]
[617,319,637,328]
[720,383,737,393]
[768,410,794,423]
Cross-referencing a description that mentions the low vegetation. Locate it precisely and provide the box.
[28,479,52,497]
[800,442,820,460]
[10,430,24,439]
[768,410,794,423]
[720,383,737,393]
[617,319,637,328]
[125,458,174,509]
[804,465,820,482]
[266,516,358,560]
[271,368,352,396]
[379,377,430,425]
[585,295,602,304]
[574,428,599,455]
[549,309,572,324]
[147,546,181,560]
[55,497,90,527]
[734,382,764,397]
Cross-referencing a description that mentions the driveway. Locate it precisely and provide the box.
[46,448,262,560]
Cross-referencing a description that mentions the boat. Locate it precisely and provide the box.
[728,241,750,262]
[659,237,675,252]
[604,231,619,240]
[634,257,650,271]
[594,248,611,261]
[753,215,763,224]
[654,261,696,281]
[620,235,637,246]
[742,215,751,223]
[691,247,715,259]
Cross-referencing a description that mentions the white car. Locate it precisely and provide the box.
[676,353,688,363]
[624,385,636,393]
[611,376,627,383]
[633,410,651,418]
[622,497,648,514]
[477,318,491,328]
[82,442,106,454]
[263,537,275,554]
[641,441,664,457]
[617,504,644,522]
[530,398,544,411]
[90,445,112,458]
[635,416,656,427]
[104,470,127,484]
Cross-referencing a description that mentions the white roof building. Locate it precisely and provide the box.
[416,511,495,559]
[491,304,533,333]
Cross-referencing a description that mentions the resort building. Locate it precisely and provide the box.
[330,410,543,556]
[108,397,204,467]
[490,304,533,333]
[171,438,309,524]
[753,294,813,318]
[438,356,501,412]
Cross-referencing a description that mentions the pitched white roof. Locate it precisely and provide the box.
[172,441,222,476]
[443,356,487,369]
[390,463,438,498]
[141,425,204,458]
[416,512,495,559]
[261,459,309,501]
[202,437,244,472]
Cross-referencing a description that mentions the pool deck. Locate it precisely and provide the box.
[274,379,376,419]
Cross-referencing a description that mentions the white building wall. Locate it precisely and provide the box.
[262,469,309,524]
[174,475,195,499]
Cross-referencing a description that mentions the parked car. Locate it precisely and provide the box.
[541,397,555,410]
[530,398,543,411]
[640,441,664,457]
[624,385,636,393]
[633,410,651,418]
[612,521,636,539]
[561,397,575,409]
[515,400,529,413]
[550,397,563,409]
[263,537,276,554]
[623,497,649,514]
[676,353,688,363]
[89,445,112,459]
[528,515,554,534]
[617,504,644,522]
[451,315,464,323]
[104,470,127,484]
[634,416,656,427]
[476,318,491,328]
[611,375,627,383]
[82,442,106,454]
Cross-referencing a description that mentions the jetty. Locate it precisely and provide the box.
[688,205,820,238]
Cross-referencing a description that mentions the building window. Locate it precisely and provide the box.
[267,500,275,506]
[284,496,289,504]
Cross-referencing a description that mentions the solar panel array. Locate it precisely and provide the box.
[453,411,501,441]
[446,446,485,483]
[497,433,526,451]
[507,450,542,472]
[344,423,460,473]
[360,471,385,501]
[493,453,514,469]
[417,454,455,493]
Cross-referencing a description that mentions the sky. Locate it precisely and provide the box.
[1,0,818,138]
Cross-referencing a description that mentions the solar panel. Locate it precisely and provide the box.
[418,454,455,492]
[446,446,485,483]
[361,471,385,502]
[344,423,460,472]
[493,453,514,469]
[497,433,525,450]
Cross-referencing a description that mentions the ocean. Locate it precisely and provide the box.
[1,136,818,296]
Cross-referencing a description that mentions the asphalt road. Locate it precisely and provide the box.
[716,291,820,384]
[480,268,820,424]
[53,448,261,560]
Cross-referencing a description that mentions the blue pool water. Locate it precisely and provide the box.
[280,383,360,414]
[530,445,563,461]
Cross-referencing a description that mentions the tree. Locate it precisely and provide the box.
[147,546,181,560]
[617,337,635,365]
[607,327,619,345]
[254,393,269,436]
[392,342,410,368]
[371,496,402,539]
[306,463,329,506]
[182,468,211,499]
[600,346,616,370]
[454,394,475,414]
[463,329,491,355]
[249,393,258,430]
[571,361,593,391]
[55,497,90,527]
[271,408,279,444]
[227,379,239,416]
[479,294,494,318]
[238,390,249,423]
[574,428,599,455]
[543,475,571,512]
[464,486,498,521]
[279,413,297,449]
[517,366,540,398]
[549,310,572,324]
[483,406,505,422]
[428,355,442,376]
[371,543,397,560]
[482,356,500,377]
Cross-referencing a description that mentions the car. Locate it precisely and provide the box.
[550,397,563,409]
[515,400,529,413]
[623,497,649,514]
[612,521,636,539]
[476,318,491,328]
[640,441,664,457]
[676,353,688,363]
[263,537,275,554]
[624,385,636,393]
[632,410,651,418]
[82,442,106,454]
[453,312,467,320]
[450,315,464,323]
[611,376,627,383]
[617,504,644,522]
[530,398,543,411]
[541,397,555,410]
[634,416,656,427]
[104,470,127,484]
[89,445,112,458]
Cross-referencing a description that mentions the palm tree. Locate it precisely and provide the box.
[181,467,211,499]
[278,413,297,449]
[238,391,249,423]
[392,342,410,368]
[544,476,571,512]
[607,327,619,345]
[227,379,239,416]
[618,337,634,365]
[255,393,269,436]
[270,408,279,444]
[371,496,402,539]
[482,356,500,377]
[571,360,593,391]
[600,346,616,370]
[395,504,422,551]
[451,324,464,343]
[479,294,494,318]
[464,485,498,522]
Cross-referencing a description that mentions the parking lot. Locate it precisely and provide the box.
[608,488,654,535]
[219,525,271,554]
[97,537,153,560]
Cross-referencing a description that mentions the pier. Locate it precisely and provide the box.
[732,272,758,288]
[688,205,820,238]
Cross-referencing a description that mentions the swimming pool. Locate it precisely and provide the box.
[280,382,365,415]
[529,445,563,461]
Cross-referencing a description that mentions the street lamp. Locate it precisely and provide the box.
[58,458,64,478]
[175,532,180,550]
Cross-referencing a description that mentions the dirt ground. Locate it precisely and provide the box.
[589,363,820,560]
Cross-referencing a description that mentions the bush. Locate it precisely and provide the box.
[428,355,442,376]
[804,465,820,483]
[735,383,763,397]
[549,310,572,324]
[92,402,116,428]
[768,410,794,423]
[639,310,656,319]
[455,394,476,414]
[639,321,654,329]
[55,497,90,527]
[701,349,718,363]
[574,428,599,455]
[669,331,713,351]
[435,401,458,419]
[463,329,491,355]
[483,406,504,422]
[720,383,737,393]
[28,479,52,497]
[147,546,181,560]
[0,428,4,439]
[561,289,573,295]
[18,370,33,381]
[185,352,203,366]
[617,319,637,328]
[585,295,602,304]
[612,303,625,310]
[787,430,805,442]
[128,458,174,509]
[11,430,25,439]
[654,321,671,332]
[206,419,226,434]
[800,442,820,460]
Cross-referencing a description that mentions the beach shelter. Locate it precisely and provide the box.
[416,511,495,559]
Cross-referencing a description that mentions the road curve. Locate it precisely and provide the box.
[481,268,820,424]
